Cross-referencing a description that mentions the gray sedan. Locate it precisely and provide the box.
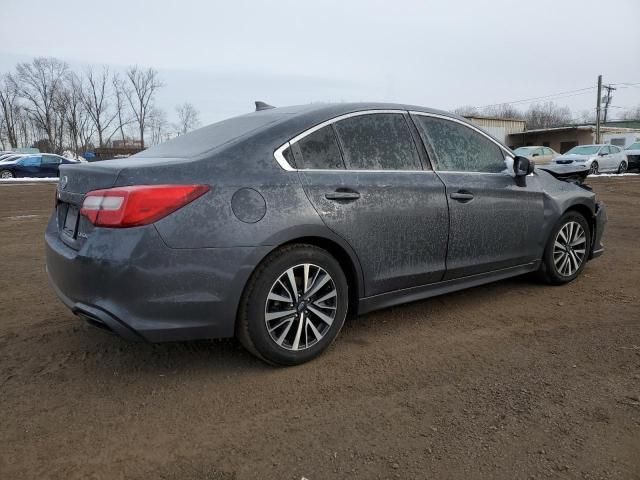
[45,102,607,365]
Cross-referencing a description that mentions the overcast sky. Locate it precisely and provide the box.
[1,0,639,125]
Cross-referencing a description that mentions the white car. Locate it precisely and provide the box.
[552,144,628,175]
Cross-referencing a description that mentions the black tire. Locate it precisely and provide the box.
[617,161,627,174]
[589,161,599,175]
[0,170,14,179]
[236,244,349,366]
[538,211,591,285]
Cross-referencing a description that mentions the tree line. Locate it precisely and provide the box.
[454,100,640,129]
[0,57,201,154]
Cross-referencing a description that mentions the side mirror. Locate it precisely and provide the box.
[600,152,608,156]
[532,153,540,157]
[514,156,534,177]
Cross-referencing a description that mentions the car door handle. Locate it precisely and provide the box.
[450,191,474,202]
[325,190,360,201]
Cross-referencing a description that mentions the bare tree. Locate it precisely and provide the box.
[124,66,162,148]
[57,73,88,154]
[619,105,640,121]
[111,73,131,143]
[452,105,479,117]
[12,57,69,151]
[524,101,572,129]
[481,103,524,120]
[0,74,20,148]
[577,109,596,124]
[175,102,201,134]
[80,66,117,147]
[147,107,169,146]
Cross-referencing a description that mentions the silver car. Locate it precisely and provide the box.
[513,146,558,165]
[552,144,628,175]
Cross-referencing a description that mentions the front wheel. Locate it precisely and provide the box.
[0,170,14,179]
[617,161,627,174]
[589,161,599,175]
[538,212,591,285]
[237,244,349,366]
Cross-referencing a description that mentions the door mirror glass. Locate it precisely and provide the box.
[514,156,534,176]
[532,153,540,157]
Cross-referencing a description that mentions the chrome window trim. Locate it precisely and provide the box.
[273,109,424,172]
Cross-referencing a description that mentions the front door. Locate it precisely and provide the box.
[411,113,545,279]
[292,112,450,296]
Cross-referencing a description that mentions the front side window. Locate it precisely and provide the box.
[333,113,422,170]
[291,125,344,170]
[414,116,505,173]
[20,156,41,167]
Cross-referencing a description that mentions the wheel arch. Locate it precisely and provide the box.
[563,203,595,253]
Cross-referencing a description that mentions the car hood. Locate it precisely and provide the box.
[554,154,594,162]
[625,149,640,155]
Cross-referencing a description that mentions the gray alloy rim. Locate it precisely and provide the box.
[619,162,627,174]
[553,221,587,277]
[590,162,598,175]
[0,171,12,179]
[264,263,338,351]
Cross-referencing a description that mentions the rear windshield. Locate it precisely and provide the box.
[134,112,283,159]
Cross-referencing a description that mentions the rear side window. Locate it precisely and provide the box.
[333,113,421,170]
[414,116,505,173]
[291,125,344,169]
[43,155,62,165]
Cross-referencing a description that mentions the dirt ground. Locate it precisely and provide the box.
[0,178,639,480]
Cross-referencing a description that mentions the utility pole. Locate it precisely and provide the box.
[595,75,602,144]
[602,84,616,123]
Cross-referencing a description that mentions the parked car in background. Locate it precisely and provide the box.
[0,154,78,179]
[624,142,640,171]
[513,146,558,165]
[0,154,26,163]
[552,144,628,174]
[46,102,606,365]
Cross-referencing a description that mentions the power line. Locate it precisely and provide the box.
[478,86,596,109]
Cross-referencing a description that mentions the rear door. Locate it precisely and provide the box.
[292,111,449,296]
[411,113,545,280]
[42,155,62,176]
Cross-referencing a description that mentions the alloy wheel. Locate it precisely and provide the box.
[264,263,338,351]
[618,161,627,174]
[553,221,587,277]
[589,162,598,175]
[0,171,12,179]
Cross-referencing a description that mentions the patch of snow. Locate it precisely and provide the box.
[0,177,58,184]
[588,173,640,177]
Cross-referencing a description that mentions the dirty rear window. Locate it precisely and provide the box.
[334,113,422,170]
[134,113,282,159]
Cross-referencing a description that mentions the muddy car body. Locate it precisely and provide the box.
[45,103,607,365]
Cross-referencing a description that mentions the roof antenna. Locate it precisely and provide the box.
[255,101,275,111]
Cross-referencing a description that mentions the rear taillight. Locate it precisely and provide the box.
[80,184,210,228]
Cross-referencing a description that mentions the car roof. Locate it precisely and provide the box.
[136,102,471,160]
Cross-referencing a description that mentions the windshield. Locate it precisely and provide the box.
[626,142,640,150]
[514,147,537,155]
[566,146,600,155]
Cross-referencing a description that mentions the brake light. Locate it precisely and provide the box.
[80,184,210,228]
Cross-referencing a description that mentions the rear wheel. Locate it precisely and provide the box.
[236,244,349,366]
[538,212,591,285]
[589,161,599,175]
[617,161,627,174]
[0,170,13,179]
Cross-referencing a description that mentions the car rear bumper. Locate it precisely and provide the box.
[590,201,607,259]
[45,214,270,342]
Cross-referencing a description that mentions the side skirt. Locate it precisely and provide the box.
[358,261,540,315]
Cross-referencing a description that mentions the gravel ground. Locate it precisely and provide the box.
[0,178,639,480]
